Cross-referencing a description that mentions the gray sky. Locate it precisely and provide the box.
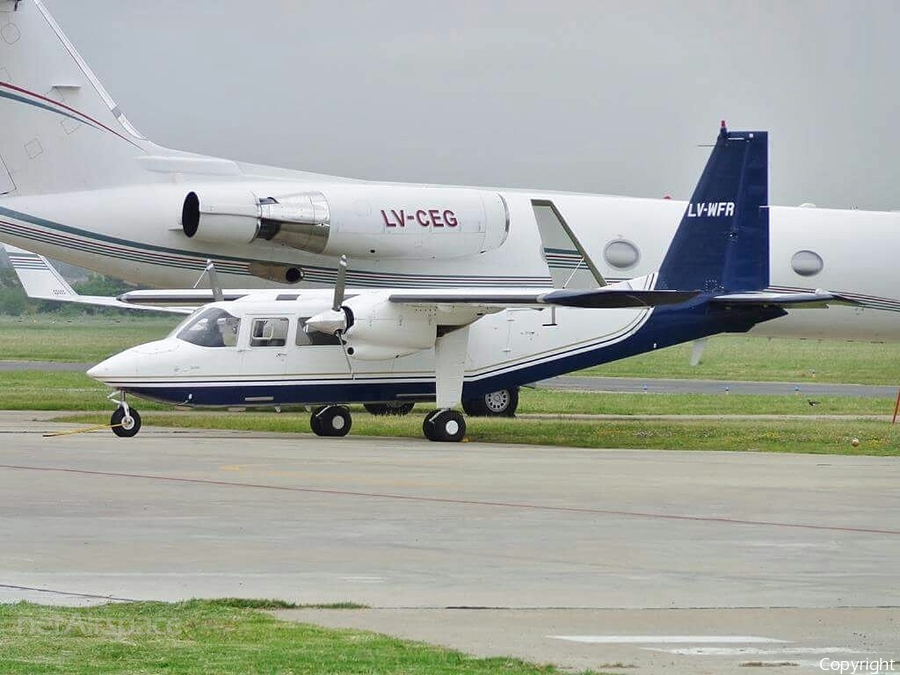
[45,1,900,210]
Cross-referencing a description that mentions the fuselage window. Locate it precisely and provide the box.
[296,318,342,347]
[175,307,240,348]
[250,317,289,347]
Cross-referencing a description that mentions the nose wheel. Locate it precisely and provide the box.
[310,405,352,437]
[110,406,142,438]
[422,409,466,442]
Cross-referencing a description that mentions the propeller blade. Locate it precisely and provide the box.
[206,260,224,303]
[332,255,348,312]
[193,259,224,302]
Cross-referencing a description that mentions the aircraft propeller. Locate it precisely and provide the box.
[305,255,355,378]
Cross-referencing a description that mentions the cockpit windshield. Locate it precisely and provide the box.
[174,307,241,348]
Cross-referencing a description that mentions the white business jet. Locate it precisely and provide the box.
[8,125,851,441]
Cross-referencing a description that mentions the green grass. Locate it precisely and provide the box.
[580,335,900,384]
[517,389,895,416]
[56,411,900,456]
[0,600,598,675]
[0,372,170,410]
[0,315,177,362]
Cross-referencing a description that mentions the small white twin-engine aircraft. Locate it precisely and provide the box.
[9,125,852,441]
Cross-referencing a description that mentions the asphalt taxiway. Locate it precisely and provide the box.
[1,411,897,673]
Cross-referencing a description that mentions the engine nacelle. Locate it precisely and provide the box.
[181,184,509,259]
[341,293,437,360]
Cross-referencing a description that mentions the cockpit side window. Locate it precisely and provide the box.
[296,318,342,346]
[175,308,241,348]
[250,317,290,347]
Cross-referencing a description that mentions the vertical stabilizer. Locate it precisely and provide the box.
[0,0,156,196]
[656,123,768,293]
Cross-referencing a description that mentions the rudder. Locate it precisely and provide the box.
[656,122,768,293]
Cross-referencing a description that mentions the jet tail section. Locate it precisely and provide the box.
[0,0,161,196]
[656,123,768,293]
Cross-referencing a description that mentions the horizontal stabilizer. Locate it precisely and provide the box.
[3,243,191,314]
[710,290,860,308]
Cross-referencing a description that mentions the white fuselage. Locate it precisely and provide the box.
[3,185,898,341]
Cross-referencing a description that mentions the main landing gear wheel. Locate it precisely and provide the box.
[363,402,415,416]
[462,387,519,417]
[310,405,352,437]
[111,407,141,438]
[422,409,466,443]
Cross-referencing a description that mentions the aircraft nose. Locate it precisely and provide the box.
[87,350,139,382]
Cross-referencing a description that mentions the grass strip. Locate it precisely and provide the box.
[578,335,900,384]
[0,315,176,362]
[0,599,600,675]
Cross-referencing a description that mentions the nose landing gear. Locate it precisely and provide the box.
[108,392,141,438]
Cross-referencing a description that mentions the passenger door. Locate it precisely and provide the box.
[239,316,291,401]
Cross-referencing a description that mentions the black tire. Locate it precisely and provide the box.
[364,402,415,416]
[462,387,519,417]
[423,409,466,443]
[111,407,141,438]
[310,407,325,436]
[313,405,352,437]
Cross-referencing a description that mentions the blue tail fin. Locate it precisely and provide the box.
[656,123,768,293]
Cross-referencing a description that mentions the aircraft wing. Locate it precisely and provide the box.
[388,286,698,309]
[3,244,194,315]
[117,289,251,306]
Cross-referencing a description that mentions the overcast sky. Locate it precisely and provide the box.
[44,1,899,210]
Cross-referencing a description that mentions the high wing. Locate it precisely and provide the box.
[3,244,194,314]
[117,289,251,306]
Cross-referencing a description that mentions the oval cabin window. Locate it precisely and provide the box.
[603,239,640,270]
[791,250,824,277]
